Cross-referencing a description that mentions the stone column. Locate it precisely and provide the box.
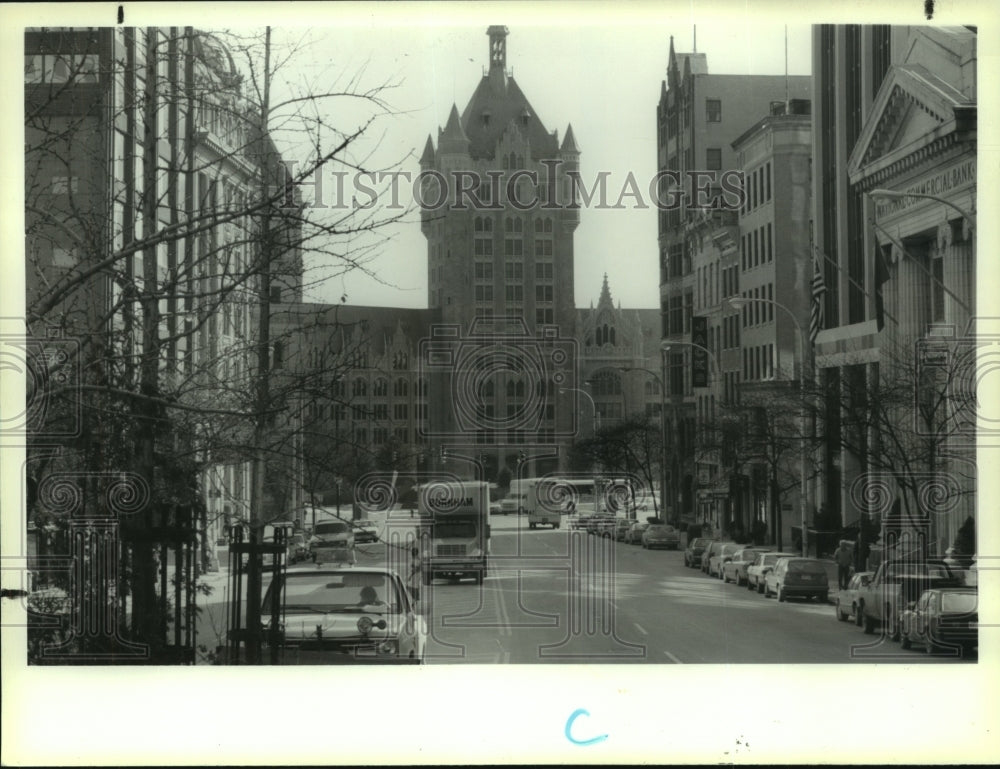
[941,218,975,333]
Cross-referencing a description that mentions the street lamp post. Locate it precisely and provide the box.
[560,385,599,432]
[727,295,810,557]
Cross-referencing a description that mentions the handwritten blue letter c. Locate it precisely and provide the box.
[565,708,608,746]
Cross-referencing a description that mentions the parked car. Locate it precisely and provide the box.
[858,559,963,639]
[614,519,633,541]
[684,537,712,568]
[708,542,742,578]
[900,587,978,656]
[835,571,873,624]
[586,514,617,537]
[763,557,830,602]
[642,524,680,550]
[261,565,427,664]
[700,540,728,573]
[625,521,650,545]
[567,514,590,531]
[353,520,380,544]
[722,547,769,585]
[489,501,503,517]
[747,552,799,593]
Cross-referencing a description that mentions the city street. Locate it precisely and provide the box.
[195,514,964,665]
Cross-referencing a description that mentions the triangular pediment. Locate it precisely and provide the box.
[847,63,975,186]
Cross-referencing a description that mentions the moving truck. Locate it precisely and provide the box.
[419,481,491,585]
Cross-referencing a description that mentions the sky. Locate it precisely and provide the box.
[265,17,813,310]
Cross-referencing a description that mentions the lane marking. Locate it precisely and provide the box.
[633,622,648,636]
[662,649,684,664]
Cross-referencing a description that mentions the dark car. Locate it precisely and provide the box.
[900,587,978,656]
[354,520,379,544]
[763,557,830,602]
[684,537,712,568]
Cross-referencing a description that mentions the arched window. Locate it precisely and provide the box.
[394,377,409,397]
[483,380,495,398]
[373,378,388,397]
[353,378,368,397]
[416,378,428,397]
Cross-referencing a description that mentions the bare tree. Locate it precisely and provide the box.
[24,26,409,663]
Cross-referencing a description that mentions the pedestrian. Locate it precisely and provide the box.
[407,546,422,604]
[834,540,853,590]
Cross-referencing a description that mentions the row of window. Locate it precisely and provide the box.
[662,293,694,337]
[742,162,772,214]
[473,238,554,257]
[473,216,555,233]
[741,223,774,271]
[743,344,775,381]
[351,378,428,398]
[24,53,100,83]
[305,402,431,423]
[740,284,775,327]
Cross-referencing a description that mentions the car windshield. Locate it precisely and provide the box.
[434,522,476,539]
[940,592,976,614]
[647,526,667,534]
[314,522,349,536]
[788,560,827,574]
[721,544,740,555]
[269,572,399,614]
[691,539,709,548]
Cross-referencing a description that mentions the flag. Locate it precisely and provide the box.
[874,245,890,331]
[809,249,827,345]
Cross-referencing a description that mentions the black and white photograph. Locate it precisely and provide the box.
[2,1,997,765]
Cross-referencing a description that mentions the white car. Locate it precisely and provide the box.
[261,565,427,664]
[707,542,742,578]
[746,552,798,593]
[722,547,770,585]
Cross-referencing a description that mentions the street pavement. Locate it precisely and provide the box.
[193,512,968,665]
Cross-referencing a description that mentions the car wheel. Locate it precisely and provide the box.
[901,634,911,650]
[836,601,846,621]
[758,581,765,594]
[819,592,828,604]
[722,572,729,584]
[777,585,785,602]
[924,638,936,655]
[863,610,876,635]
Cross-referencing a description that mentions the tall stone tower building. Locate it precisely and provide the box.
[419,26,581,474]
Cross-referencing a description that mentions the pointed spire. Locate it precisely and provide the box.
[420,135,435,166]
[599,273,613,307]
[560,123,579,153]
[438,104,469,155]
[442,104,467,140]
